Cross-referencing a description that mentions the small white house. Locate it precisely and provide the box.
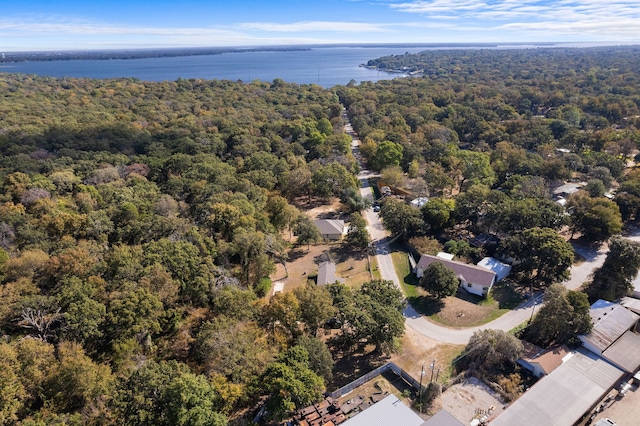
[415,254,497,297]
[477,257,511,281]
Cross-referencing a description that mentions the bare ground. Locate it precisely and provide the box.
[438,377,506,424]
[390,327,464,384]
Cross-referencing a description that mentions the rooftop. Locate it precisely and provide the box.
[416,254,496,287]
[340,394,424,426]
[317,261,343,286]
[421,409,464,426]
[491,349,625,426]
[520,342,571,376]
[314,219,346,236]
[621,297,640,315]
[580,300,640,353]
[477,257,512,282]
[601,330,640,373]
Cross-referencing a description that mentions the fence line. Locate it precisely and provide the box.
[327,362,424,400]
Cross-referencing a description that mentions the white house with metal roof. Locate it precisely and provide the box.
[415,254,497,297]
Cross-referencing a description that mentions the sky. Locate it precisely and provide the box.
[1,0,639,51]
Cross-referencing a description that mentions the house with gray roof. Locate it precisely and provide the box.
[578,299,639,356]
[415,254,497,297]
[314,219,346,240]
[317,261,344,286]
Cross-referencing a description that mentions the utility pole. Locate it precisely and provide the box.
[429,359,435,383]
[418,365,425,412]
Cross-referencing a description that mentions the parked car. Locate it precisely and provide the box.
[373,205,380,212]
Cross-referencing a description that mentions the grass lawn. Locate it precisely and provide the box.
[390,247,524,328]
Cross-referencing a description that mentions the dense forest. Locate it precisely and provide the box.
[0,74,397,425]
[1,45,640,425]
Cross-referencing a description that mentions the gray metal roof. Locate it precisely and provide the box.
[621,297,640,315]
[416,254,496,287]
[341,394,424,426]
[581,300,639,352]
[314,219,345,236]
[602,330,640,372]
[317,261,343,285]
[490,349,624,426]
[421,409,464,426]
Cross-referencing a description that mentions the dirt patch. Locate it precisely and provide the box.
[295,196,345,220]
[390,327,464,384]
[439,376,505,424]
[271,244,373,293]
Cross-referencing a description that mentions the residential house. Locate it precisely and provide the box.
[517,342,571,378]
[578,299,639,356]
[415,254,497,297]
[317,261,344,286]
[314,219,346,240]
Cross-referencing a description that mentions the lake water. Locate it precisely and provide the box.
[0,43,616,88]
[0,47,428,87]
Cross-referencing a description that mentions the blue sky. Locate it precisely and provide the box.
[1,0,639,51]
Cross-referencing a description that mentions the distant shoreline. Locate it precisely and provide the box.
[0,42,590,64]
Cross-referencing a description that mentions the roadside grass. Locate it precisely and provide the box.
[368,179,381,200]
[390,247,523,328]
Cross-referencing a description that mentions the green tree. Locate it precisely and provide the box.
[526,284,592,346]
[501,227,574,288]
[114,360,227,426]
[295,335,335,384]
[293,215,321,250]
[567,193,622,242]
[421,198,456,235]
[453,150,496,191]
[373,141,403,171]
[195,317,274,385]
[311,163,356,199]
[345,213,370,250]
[163,373,227,426]
[0,343,26,424]
[379,198,424,238]
[261,346,324,421]
[420,262,459,299]
[332,280,405,354]
[586,237,640,301]
[293,283,337,336]
[461,330,523,375]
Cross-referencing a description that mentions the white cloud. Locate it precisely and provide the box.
[386,0,640,39]
[239,21,389,33]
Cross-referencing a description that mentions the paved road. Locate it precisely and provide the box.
[346,112,626,345]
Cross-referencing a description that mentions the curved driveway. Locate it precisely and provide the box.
[347,114,614,345]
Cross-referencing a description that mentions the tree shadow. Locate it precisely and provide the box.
[288,248,311,262]
[455,288,484,304]
[407,295,445,316]
[332,244,368,262]
[327,341,389,390]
